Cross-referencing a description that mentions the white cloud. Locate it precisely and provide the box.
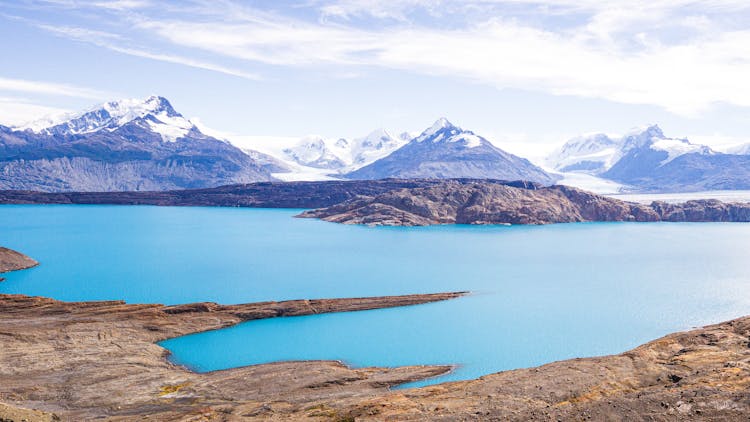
[91,0,150,10]
[132,10,750,114]
[35,23,262,80]
[0,76,112,99]
[15,0,750,114]
[0,97,71,127]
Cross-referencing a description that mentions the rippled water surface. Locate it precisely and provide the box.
[2,205,749,386]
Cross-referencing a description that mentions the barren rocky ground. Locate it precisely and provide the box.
[1,247,749,421]
[0,290,463,421]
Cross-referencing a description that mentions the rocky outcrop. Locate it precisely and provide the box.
[0,247,38,275]
[651,199,750,222]
[0,291,464,421]
[299,180,750,226]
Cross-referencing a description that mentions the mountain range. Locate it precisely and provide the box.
[3,95,750,193]
[1,97,558,191]
[344,118,558,184]
[547,125,750,192]
[275,129,412,172]
[0,96,277,191]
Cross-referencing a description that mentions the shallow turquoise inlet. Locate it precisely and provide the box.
[2,205,750,387]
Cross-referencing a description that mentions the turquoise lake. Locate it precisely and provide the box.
[2,205,749,387]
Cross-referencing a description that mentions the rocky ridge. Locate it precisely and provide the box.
[299,180,750,226]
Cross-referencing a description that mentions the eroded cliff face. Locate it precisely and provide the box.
[299,181,750,226]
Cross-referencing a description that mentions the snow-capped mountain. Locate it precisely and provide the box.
[279,129,411,172]
[214,128,411,181]
[548,125,750,192]
[18,96,195,142]
[345,118,559,184]
[546,133,620,174]
[547,125,714,175]
[282,136,349,169]
[1,96,276,192]
[728,143,750,155]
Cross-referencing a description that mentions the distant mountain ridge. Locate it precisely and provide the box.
[8,96,749,193]
[548,125,750,192]
[345,118,559,185]
[279,129,411,171]
[0,96,276,192]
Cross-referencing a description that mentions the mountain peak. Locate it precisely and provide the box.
[141,95,179,116]
[416,117,461,142]
[362,127,391,141]
[18,95,192,141]
[625,124,664,139]
[100,95,182,123]
[429,117,454,132]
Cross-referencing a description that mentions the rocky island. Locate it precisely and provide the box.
[299,180,750,226]
[1,247,750,421]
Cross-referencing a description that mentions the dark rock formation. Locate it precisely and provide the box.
[0,179,538,209]
[651,199,750,222]
[299,180,750,226]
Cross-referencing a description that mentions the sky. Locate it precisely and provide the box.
[1,0,750,159]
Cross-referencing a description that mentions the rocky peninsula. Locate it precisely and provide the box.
[0,291,464,420]
[299,180,750,226]
[2,288,750,420]
[0,247,38,282]
[1,247,750,420]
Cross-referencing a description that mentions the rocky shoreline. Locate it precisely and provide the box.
[3,248,750,421]
[0,289,465,421]
[299,181,750,226]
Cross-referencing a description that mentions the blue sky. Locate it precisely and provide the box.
[2,0,750,157]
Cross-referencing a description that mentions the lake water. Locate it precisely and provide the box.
[2,205,749,387]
